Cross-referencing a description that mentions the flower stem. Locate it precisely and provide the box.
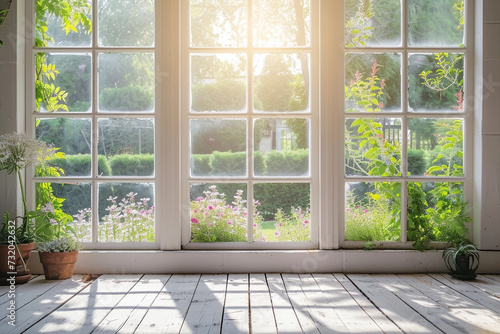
[17,168,29,237]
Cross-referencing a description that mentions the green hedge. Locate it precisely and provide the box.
[109,154,154,176]
[48,154,111,176]
[211,151,246,176]
[100,86,153,111]
[191,154,212,176]
[254,183,310,220]
[265,149,308,176]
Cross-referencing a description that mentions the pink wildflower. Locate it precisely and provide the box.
[191,218,199,224]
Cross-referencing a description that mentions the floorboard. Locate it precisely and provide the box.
[0,273,498,333]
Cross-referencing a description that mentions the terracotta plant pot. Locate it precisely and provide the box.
[0,243,35,285]
[39,251,79,280]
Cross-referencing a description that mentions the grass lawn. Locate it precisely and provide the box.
[260,221,278,241]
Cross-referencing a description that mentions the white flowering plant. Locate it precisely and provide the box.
[0,132,60,244]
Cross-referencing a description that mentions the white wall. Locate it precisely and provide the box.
[0,1,498,273]
[0,3,20,221]
[474,0,500,250]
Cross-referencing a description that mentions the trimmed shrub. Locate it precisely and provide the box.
[407,149,426,176]
[191,154,212,176]
[191,80,246,112]
[254,151,266,176]
[266,149,308,176]
[100,86,153,111]
[109,154,154,176]
[210,151,246,176]
[48,154,111,177]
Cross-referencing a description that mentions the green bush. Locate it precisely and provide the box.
[109,154,154,176]
[191,80,246,112]
[254,183,310,221]
[100,86,153,111]
[191,154,212,176]
[254,151,266,176]
[48,154,111,176]
[210,151,246,176]
[266,149,308,176]
[407,149,426,176]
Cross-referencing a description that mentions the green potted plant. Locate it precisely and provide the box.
[443,241,480,280]
[0,132,56,285]
[35,202,86,280]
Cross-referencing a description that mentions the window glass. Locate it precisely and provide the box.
[98,0,155,47]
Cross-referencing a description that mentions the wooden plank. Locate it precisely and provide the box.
[0,275,56,308]
[335,274,402,334]
[297,274,352,333]
[281,274,320,334]
[23,274,142,333]
[312,274,387,333]
[266,273,301,333]
[221,274,249,334]
[348,274,441,334]
[484,275,500,284]
[92,274,171,334]
[249,273,276,334]
[134,274,200,334]
[430,273,500,313]
[1,276,90,334]
[393,274,500,334]
[180,274,227,334]
[466,275,500,298]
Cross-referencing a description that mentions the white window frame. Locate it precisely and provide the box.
[179,0,320,250]
[24,0,473,252]
[26,0,162,250]
[338,0,474,249]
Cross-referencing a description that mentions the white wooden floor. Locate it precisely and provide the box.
[1,273,499,333]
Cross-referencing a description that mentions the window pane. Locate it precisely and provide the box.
[345,53,401,113]
[36,182,92,242]
[254,53,310,113]
[190,0,247,48]
[345,0,401,47]
[36,118,92,177]
[38,0,92,47]
[253,183,310,242]
[98,0,154,47]
[190,119,247,177]
[191,54,247,113]
[190,183,248,242]
[36,53,92,113]
[408,53,464,113]
[407,182,467,246]
[98,183,155,242]
[253,0,310,47]
[98,118,154,176]
[408,118,463,177]
[345,118,402,177]
[254,118,310,177]
[98,53,155,112]
[345,182,401,241]
[408,0,465,47]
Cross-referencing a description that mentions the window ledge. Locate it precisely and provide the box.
[28,249,500,274]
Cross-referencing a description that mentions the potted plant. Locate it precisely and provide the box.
[0,132,56,285]
[443,241,480,280]
[35,203,86,280]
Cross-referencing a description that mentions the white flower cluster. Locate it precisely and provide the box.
[0,132,55,174]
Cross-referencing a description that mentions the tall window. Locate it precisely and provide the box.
[343,0,470,249]
[31,0,157,249]
[28,0,471,252]
[181,0,319,248]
